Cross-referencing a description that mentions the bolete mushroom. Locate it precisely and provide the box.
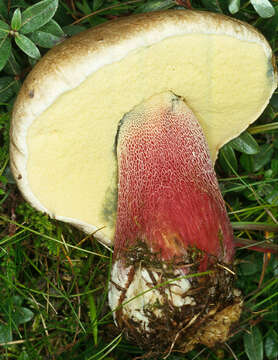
[10,9,277,356]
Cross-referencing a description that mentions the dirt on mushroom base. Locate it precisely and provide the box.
[109,241,242,357]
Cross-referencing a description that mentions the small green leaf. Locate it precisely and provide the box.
[0,77,16,103]
[0,175,8,185]
[76,0,92,15]
[40,19,64,37]
[240,153,254,173]
[271,159,278,177]
[30,30,62,48]
[218,144,238,174]
[253,144,274,172]
[11,295,23,307]
[265,330,278,359]
[11,8,22,31]
[265,188,278,205]
[273,258,278,276]
[240,144,274,173]
[0,37,11,71]
[3,49,22,75]
[63,25,86,36]
[20,0,59,34]
[270,93,278,110]
[250,0,275,18]
[28,56,38,67]
[0,0,8,19]
[0,324,12,344]
[0,20,9,39]
[201,0,224,12]
[15,34,40,59]
[13,307,34,325]
[262,6,278,40]
[244,327,264,360]
[18,351,29,360]
[239,258,260,276]
[264,311,278,324]
[134,0,175,13]
[229,0,240,14]
[229,131,259,155]
[242,183,273,202]
[93,0,104,11]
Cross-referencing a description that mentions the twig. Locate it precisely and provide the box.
[0,338,39,346]
[258,252,272,288]
[71,0,145,25]
[30,293,49,337]
[225,342,239,360]
[235,237,278,254]
[191,348,206,360]
[232,222,278,232]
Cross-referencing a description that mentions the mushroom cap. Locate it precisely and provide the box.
[10,10,277,246]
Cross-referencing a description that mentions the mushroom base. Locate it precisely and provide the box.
[109,242,242,357]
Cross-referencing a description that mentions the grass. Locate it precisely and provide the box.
[0,0,278,359]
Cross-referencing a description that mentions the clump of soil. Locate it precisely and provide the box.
[113,241,242,357]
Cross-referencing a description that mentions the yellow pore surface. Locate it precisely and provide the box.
[28,34,274,239]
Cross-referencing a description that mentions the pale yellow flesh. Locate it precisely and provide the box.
[28,34,273,240]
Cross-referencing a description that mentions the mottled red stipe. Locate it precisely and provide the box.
[114,93,234,266]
